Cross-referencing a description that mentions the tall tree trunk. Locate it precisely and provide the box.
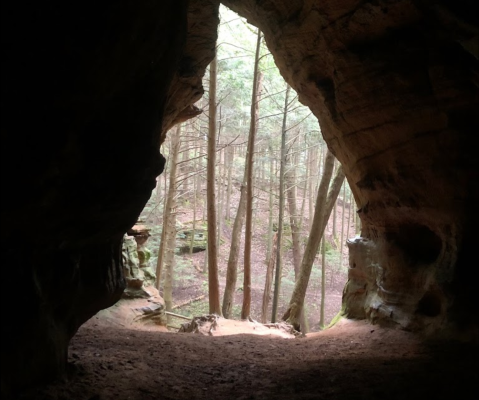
[203,245,208,275]
[271,83,291,323]
[162,124,181,320]
[266,139,274,262]
[155,138,172,290]
[190,207,197,255]
[340,180,346,270]
[155,206,167,290]
[261,232,278,323]
[241,29,262,320]
[225,146,233,221]
[319,237,326,328]
[352,196,356,235]
[282,150,345,331]
[197,128,203,199]
[181,139,189,196]
[202,186,207,223]
[285,132,308,331]
[220,148,226,228]
[222,180,246,318]
[206,54,222,316]
[190,146,198,255]
[299,144,309,232]
[346,187,352,242]
[217,148,223,251]
[200,130,206,224]
[260,143,265,185]
[308,147,315,230]
[332,161,337,240]
[314,145,325,203]
[285,155,301,276]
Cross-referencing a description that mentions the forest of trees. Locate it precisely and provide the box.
[140,6,361,333]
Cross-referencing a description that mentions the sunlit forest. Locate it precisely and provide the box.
[138,6,360,333]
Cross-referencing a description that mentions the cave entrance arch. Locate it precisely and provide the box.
[2,0,477,397]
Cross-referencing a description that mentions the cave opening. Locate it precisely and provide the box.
[2,0,479,399]
[132,3,351,337]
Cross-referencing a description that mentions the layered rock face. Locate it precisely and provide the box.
[122,226,156,298]
[224,0,478,335]
[1,0,478,396]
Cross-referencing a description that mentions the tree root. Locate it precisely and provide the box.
[178,314,219,335]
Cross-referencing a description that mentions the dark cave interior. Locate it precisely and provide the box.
[1,0,478,398]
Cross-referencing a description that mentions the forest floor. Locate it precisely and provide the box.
[25,308,478,400]
[143,180,352,333]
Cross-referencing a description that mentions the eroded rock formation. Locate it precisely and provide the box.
[1,0,478,397]
[122,223,157,297]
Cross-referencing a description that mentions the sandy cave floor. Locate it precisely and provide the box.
[21,300,478,400]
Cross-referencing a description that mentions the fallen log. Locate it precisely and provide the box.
[165,311,193,320]
[172,294,206,310]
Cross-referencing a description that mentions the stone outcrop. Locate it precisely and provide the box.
[176,226,208,254]
[1,0,478,397]
[122,225,157,298]
[344,236,445,332]
[126,223,157,288]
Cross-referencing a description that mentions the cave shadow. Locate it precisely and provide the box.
[19,325,478,400]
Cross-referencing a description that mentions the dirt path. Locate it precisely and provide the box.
[22,311,478,400]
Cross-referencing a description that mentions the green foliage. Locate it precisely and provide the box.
[177,300,209,318]
[175,257,196,284]
[201,279,209,292]
[310,263,322,281]
[283,237,293,250]
[235,271,245,292]
[324,242,349,275]
[281,268,296,290]
[229,303,243,319]
[140,198,164,227]
[324,239,335,254]
[326,302,346,329]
